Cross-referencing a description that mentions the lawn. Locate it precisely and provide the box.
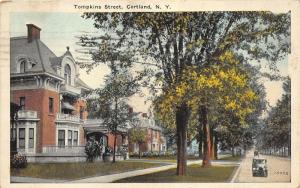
[218,155,242,161]
[114,164,236,183]
[130,155,199,161]
[11,161,165,180]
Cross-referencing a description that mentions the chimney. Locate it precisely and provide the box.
[26,24,41,43]
[128,107,133,114]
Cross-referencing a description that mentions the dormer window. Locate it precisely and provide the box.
[20,60,26,73]
[18,57,36,73]
[64,64,71,85]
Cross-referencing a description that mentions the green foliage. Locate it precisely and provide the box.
[85,139,102,162]
[258,77,291,151]
[79,12,290,90]
[129,127,147,145]
[10,102,20,122]
[153,51,262,146]
[78,11,290,171]
[78,11,290,131]
[87,69,139,134]
[85,68,141,162]
[11,153,27,169]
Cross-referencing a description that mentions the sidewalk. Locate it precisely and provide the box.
[70,160,202,183]
[11,176,67,183]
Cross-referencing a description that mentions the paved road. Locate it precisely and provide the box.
[234,149,291,183]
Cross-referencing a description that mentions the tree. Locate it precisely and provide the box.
[85,138,102,162]
[154,51,260,166]
[129,126,147,159]
[10,103,20,154]
[258,77,291,156]
[78,12,290,175]
[212,62,267,157]
[87,67,140,162]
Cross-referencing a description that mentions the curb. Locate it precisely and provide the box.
[230,163,241,183]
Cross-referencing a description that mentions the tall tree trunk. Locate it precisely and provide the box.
[232,147,235,157]
[288,142,291,157]
[214,133,218,160]
[138,143,141,159]
[198,129,203,159]
[113,97,118,163]
[200,105,211,167]
[113,132,117,162]
[210,126,215,160]
[150,130,153,153]
[176,103,189,176]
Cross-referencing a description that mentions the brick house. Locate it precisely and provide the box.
[128,113,167,155]
[10,24,128,162]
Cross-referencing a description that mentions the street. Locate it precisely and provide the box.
[234,149,291,182]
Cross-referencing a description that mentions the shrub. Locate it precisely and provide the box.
[102,146,113,156]
[11,153,27,169]
[85,139,102,162]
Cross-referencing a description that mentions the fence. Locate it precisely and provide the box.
[42,145,85,154]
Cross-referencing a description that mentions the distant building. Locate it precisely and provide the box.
[10,24,128,162]
[128,112,167,154]
[187,139,199,155]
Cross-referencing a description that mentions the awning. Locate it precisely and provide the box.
[61,102,76,111]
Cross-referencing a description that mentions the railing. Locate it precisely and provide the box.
[42,145,85,154]
[84,119,103,125]
[18,110,38,119]
[56,113,80,123]
[61,84,81,95]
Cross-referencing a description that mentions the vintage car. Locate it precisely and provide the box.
[252,158,268,177]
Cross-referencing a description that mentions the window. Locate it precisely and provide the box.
[64,64,71,85]
[19,128,25,149]
[73,131,78,146]
[122,135,126,145]
[58,130,65,147]
[19,97,25,110]
[20,60,26,73]
[152,130,157,139]
[68,130,72,146]
[49,98,53,113]
[80,106,84,119]
[28,128,34,148]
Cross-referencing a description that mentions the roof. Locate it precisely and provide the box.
[76,77,92,90]
[139,117,162,131]
[62,102,76,111]
[11,36,91,90]
[83,119,128,133]
[49,48,73,69]
[10,37,62,79]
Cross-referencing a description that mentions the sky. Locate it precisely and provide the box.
[10,12,289,112]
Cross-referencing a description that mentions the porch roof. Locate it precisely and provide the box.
[62,102,76,111]
[83,119,128,134]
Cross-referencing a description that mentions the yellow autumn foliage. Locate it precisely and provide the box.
[154,50,259,129]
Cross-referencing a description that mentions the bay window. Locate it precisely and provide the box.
[19,128,25,149]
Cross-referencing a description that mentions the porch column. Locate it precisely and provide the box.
[59,94,63,113]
